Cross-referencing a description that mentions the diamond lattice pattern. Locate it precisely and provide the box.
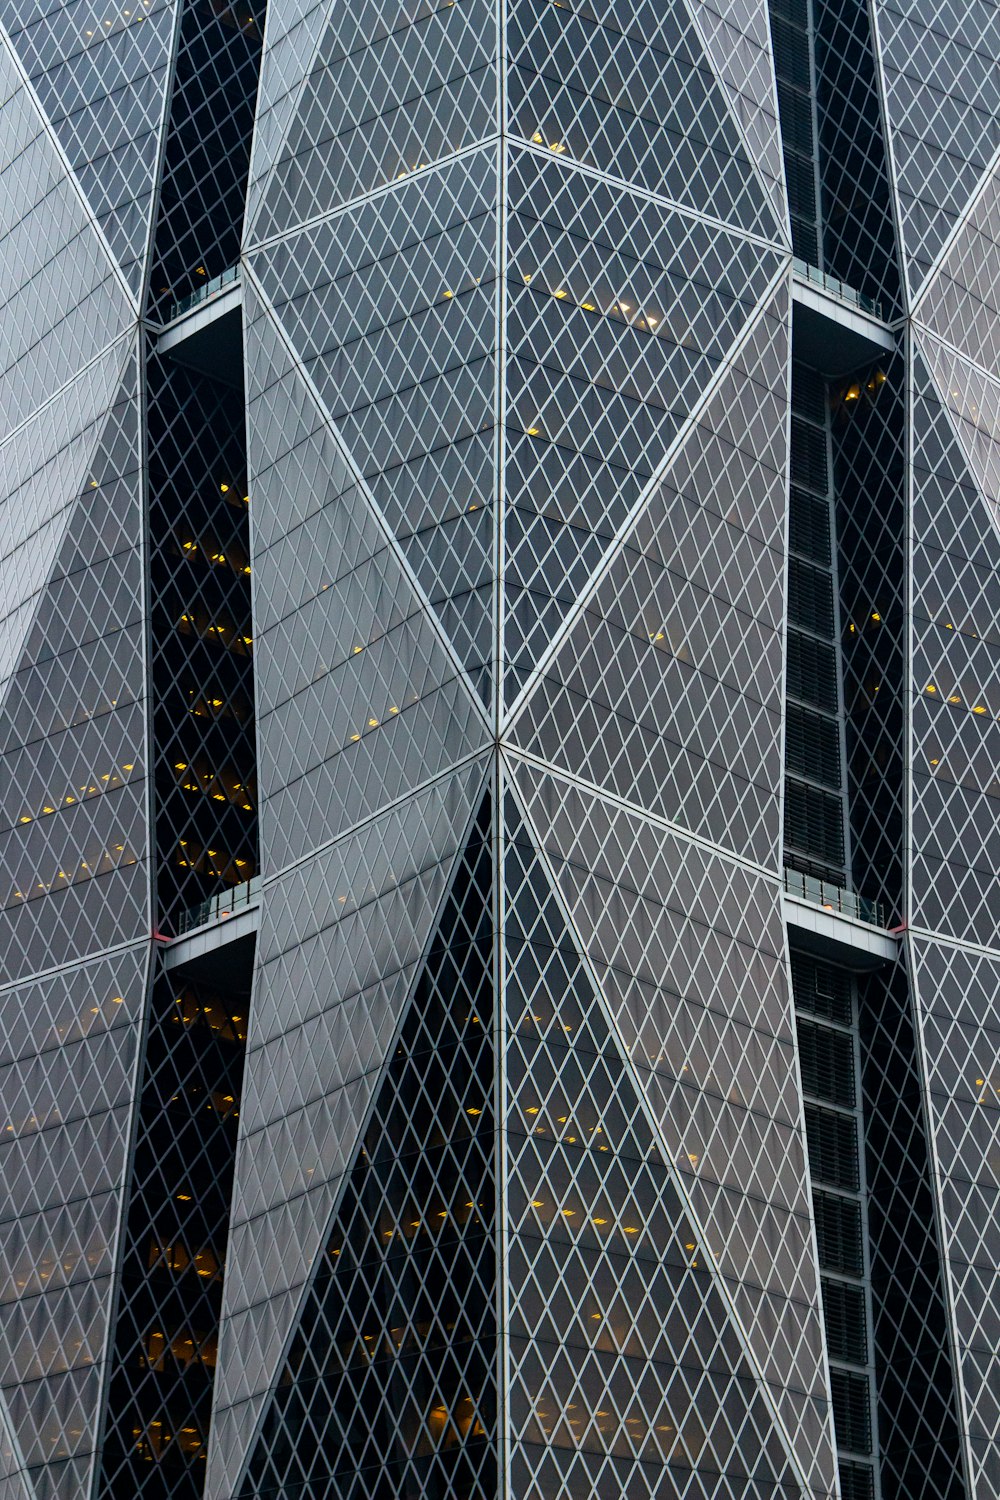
[503,791,806,1498]
[509,761,837,1496]
[0,946,149,1500]
[0,355,149,984]
[207,761,489,1500]
[236,791,498,1500]
[508,286,788,867]
[874,0,1000,298]
[908,937,1000,1500]
[502,151,783,706]
[0,0,176,294]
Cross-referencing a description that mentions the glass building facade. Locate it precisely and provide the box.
[0,0,997,1495]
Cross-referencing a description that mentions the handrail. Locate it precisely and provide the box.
[176,875,260,936]
[792,257,882,321]
[783,867,884,929]
[169,264,240,323]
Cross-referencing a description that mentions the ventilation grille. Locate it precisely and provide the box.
[805,1104,860,1190]
[789,557,835,636]
[799,1020,856,1107]
[777,82,815,154]
[814,1191,863,1275]
[839,1459,875,1500]
[822,1278,868,1364]
[786,704,842,789]
[790,486,832,564]
[790,953,853,1024]
[790,414,830,493]
[784,779,846,868]
[791,364,827,423]
[770,15,811,87]
[831,1367,873,1454]
[787,630,839,712]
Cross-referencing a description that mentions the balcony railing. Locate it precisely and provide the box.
[792,258,882,321]
[169,263,240,323]
[783,868,885,929]
[176,875,260,936]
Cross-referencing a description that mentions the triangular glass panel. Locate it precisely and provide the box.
[0,43,131,437]
[208,757,489,1499]
[909,344,1000,944]
[244,0,338,235]
[253,0,497,239]
[502,791,801,1496]
[508,289,788,866]
[0,946,148,1500]
[919,159,1000,376]
[508,760,838,1493]
[0,337,131,701]
[0,0,176,295]
[250,149,500,702]
[686,0,786,227]
[501,152,783,706]
[506,0,778,234]
[238,792,498,1500]
[875,0,1000,296]
[0,355,148,984]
